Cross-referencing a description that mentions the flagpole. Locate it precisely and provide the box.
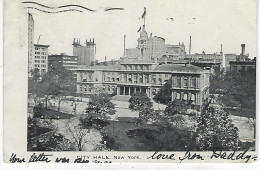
[144,7,146,27]
[144,14,145,27]
[124,35,126,58]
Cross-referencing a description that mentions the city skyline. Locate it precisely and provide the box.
[22,0,257,61]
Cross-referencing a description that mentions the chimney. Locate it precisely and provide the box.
[241,44,245,55]
[220,44,223,54]
[189,36,191,55]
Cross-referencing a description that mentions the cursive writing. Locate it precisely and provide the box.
[28,153,52,163]
[147,151,175,160]
[9,153,26,163]
[179,150,204,162]
[210,148,257,163]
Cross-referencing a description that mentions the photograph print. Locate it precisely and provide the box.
[26,0,257,152]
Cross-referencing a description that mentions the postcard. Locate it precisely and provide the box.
[3,0,257,163]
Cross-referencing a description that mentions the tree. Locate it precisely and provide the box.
[85,93,116,120]
[195,105,239,151]
[164,100,188,116]
[210,69,256,139]
[153,80,172,104]
[28,68,42,105]
[39,66,76,111]
[170,114,186,129]
[129,92,153,118]
[66,118,90,151]
[27,117,71,151]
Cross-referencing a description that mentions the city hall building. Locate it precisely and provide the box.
[76,62,210,110]
[76,10,210,110]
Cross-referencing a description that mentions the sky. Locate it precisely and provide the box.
[22,0,258,61]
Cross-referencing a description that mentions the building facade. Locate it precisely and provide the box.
[28,13,50,77]
[125,25,185,62]
[72,38,95,68]
[28,12,34,77]
[48,53,78,71]
[186,52,236,68]
[76,62,209,110]
[34,44,49,75]
[166,43,185,59]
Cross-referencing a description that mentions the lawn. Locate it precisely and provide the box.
[33,107,75,119]
[103,118,196,151]
[224,107,255,118]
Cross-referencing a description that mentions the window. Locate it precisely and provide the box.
[191,94,195,101]
[191,78,196,87]
[80,74,83,80]
[79,85,82,92]
[139,77,143,83]
[123,75,127,82]
[184,78,188,87]
[145,75,149,83]
[153,78,156,84]
[176,93,180,99]
[183,93,188,100]
[177,77,181,87]
[158,78,162,85]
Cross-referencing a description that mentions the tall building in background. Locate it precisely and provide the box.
[48,53,78,71]
[34,44,49,75]
[28,12,34,77]
[28,13,50,77]
[72,38,96,68]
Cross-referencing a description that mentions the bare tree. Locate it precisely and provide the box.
[66,118,90,151]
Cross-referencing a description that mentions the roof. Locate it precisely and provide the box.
[34,44,50,47]
[79,63,122,70]
[229,61,256,65]
[154,64,204,72]
[121,61,155,65]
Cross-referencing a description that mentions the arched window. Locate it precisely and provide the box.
[183,93,188,100]
[176,93,180,99]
